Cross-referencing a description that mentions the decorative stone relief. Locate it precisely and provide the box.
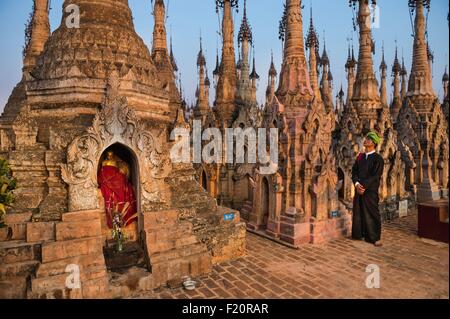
[12,105,38,149]
[61,71,172,211]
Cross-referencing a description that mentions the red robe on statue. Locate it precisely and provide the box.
[98,165,137,229]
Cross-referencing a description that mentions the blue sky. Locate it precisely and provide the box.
[0,0,448,111]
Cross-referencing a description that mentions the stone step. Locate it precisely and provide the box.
[41,236,102,263]
[144,223,194,243]
[36,253,106,278]
[150,242,208,264]
[109,267,154,298]
[103,242,146,273]
[151,251,211,287]
[81,276,110,299]
[146,234,199,254]
[0,260,39,281]
[0,240,41,264]
[0,276,28,299]
[55,219,101,241]
[30,267,109,299]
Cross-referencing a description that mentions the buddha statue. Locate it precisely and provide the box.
[102,150,130,179]
[98,150,137,229]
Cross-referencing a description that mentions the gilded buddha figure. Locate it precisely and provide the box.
[98,150,137,229]
[102,150,130,178]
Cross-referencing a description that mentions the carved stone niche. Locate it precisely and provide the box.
[61,71,172,212]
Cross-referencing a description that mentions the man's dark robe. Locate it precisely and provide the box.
[351,152,384,243]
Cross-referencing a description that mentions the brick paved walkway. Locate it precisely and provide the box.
[136,214,448,299]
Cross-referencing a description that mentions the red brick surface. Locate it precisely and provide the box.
[134,214,448,299]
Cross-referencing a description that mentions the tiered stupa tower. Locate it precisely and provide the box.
[236,0,257,107]
[277,0,314,118]
[397,0,449,202]
[265,53,278,105]
[214,0,238,123]
[379,46,388,107]
[194,37,210,119]
[391,46,403,122]
[152,0,181,111]
[306,8,322,106]
[345,45,357,106]
[260,0,349,245]
[1,0,50,121]
[349,0,381,130]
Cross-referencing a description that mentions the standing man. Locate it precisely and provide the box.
[352,132,384,247]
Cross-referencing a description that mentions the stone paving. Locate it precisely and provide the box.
[135,214,448,299]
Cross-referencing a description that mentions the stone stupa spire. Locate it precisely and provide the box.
[379,44,388,107]
[306,6,322,104]
[407,0,435,112]
[350,0,381,122]
[277,0,313,110]
[195,35,209,116]
[320,37,333,111]
[249,51,259,103]
[153,0,168,51]
[23,0,50,74]
[345,44,357,106]
[215,0,238,122]
[443,66,449,101]
[266,51,277,103]
[236,0,253,104]
[152,0,180,106]
[391,45,402,121]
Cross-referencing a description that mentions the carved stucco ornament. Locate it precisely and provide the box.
[61,71,172,211]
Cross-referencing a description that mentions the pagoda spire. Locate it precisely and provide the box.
[407,0,435,111]
[379,44,388,107]
[215,0,238,122]
[345,44,357,106]
[320,38,333,112]
[350,0,381,123]
[250,52,259,104]
[153,0,168,51]
[336,85,345,114]
[306,6,322,104]
[443,66,449,101]
[213,48,220,87]
[391,45,402,120]
[277,0,313,110]
[195,35,209,116]
[23,0,50,73]
[152,0,180,105]
[236,0,253,104]
[266,51,277,104]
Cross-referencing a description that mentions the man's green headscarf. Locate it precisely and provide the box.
[366,131,381,145]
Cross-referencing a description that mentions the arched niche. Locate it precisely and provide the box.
[96,143,141,244]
